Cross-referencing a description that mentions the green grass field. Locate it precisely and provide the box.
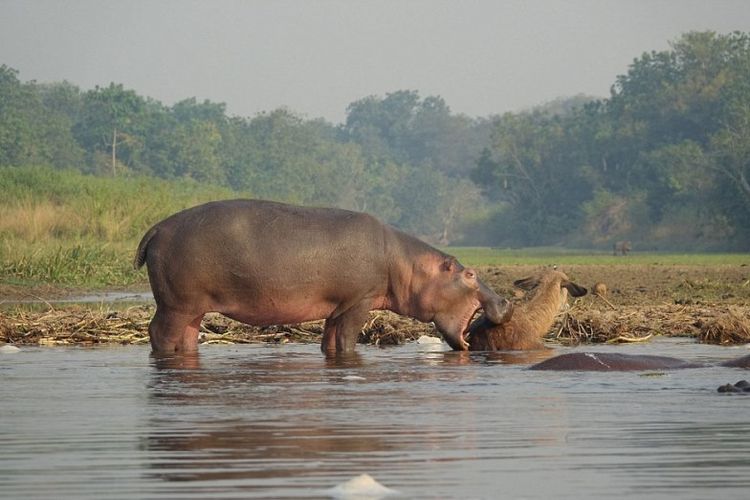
[4,244,745,291]
[0,166,245,287]
[445,247,750,267]
[2,166,747,290]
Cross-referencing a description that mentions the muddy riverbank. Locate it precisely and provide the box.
[2,264,749,347]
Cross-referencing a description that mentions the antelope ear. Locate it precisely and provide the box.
[563,281,588,297]
[513,277,539,291]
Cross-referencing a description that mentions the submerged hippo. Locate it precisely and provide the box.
[717,380,750,393]
[530,352,750,393]
[530,352,750,371]
[135,199,512,356]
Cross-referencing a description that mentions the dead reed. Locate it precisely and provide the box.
[0,307,432,347]
[554,302,750,346]
[2,302,748,348]
[696,306,750,345]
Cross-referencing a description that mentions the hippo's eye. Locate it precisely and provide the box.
[465,270,475,279]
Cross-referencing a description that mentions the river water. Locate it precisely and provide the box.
[1,339,749,499]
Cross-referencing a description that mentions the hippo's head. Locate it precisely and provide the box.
[426,257,513,351]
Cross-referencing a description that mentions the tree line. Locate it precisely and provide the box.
[1,30,749,250]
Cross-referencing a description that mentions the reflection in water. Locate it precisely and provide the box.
[143,348,477,491]
[1,342,750,499]
[478,348,557,366]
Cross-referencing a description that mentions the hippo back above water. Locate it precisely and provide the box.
[135,199,511,356]
[529,352,750,371]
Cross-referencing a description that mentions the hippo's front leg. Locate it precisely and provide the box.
[322,303,371,355]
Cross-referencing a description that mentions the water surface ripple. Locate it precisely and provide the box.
[1,340,749,499]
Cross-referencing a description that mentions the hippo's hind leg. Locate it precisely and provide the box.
[148,308,204,355]
[322,303,371,355]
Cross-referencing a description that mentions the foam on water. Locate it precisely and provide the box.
[327,473,399,499]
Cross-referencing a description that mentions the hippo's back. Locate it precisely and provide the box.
[135,199,389,315]
[138,199,383,265]
[530,352,704,371]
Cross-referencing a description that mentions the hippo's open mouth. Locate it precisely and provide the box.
[459,307,482,350]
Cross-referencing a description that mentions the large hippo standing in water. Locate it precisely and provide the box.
[135,199,512,356]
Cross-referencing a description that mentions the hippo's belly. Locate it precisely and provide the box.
[217,296,340,326]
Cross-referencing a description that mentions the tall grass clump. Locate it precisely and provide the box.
[0,166,249,287]
[1,244,135,286]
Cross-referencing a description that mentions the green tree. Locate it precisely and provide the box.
[229,109,369,207]
[74,83,146,175]
[344,90,420,163]
[172,97,227,124]
[0,65,36,165]
[598,31,750,246]
[169,120,224,182]
[34,81,85,168]
[473,111,592,245]
[0,65,83,168]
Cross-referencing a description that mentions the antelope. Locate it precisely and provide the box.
[467,270,587,351]
[613,240,631,256]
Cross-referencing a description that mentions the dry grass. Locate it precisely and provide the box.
[3,263,750,348]
[552,301,750,346]
[1,302,748,348]
[0,307,434,347]
[696,306,750,345]
[0,200,83,242]
[0,306,152,346]
[0,198,158,243]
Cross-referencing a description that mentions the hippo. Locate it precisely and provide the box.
[717,380,750,393]
[529,352,704,371]
[134,199,512,356]
[529,352,750,393]
[529,352,750,371]
[720,354,750,368]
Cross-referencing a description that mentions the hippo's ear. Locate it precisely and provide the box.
[563,281,588,297]
[513,277,539,291]
[441,256,460,273]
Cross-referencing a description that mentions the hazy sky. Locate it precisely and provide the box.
[1,0,749,123]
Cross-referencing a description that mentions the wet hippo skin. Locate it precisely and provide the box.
[718,354,750,368]
[717,380,750,393]
[530,352,750,371]
[529,352,750,394]
[529,352,705,371]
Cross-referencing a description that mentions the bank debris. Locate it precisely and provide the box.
[555,303,679,344]
[553,302,750,346]
[1,302,749,347]
[0,306,433,347]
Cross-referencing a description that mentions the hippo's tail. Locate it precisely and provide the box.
[134,225,158,270]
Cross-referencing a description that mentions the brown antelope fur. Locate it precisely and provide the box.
[467,270,587,351]
[592,282,608,296]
